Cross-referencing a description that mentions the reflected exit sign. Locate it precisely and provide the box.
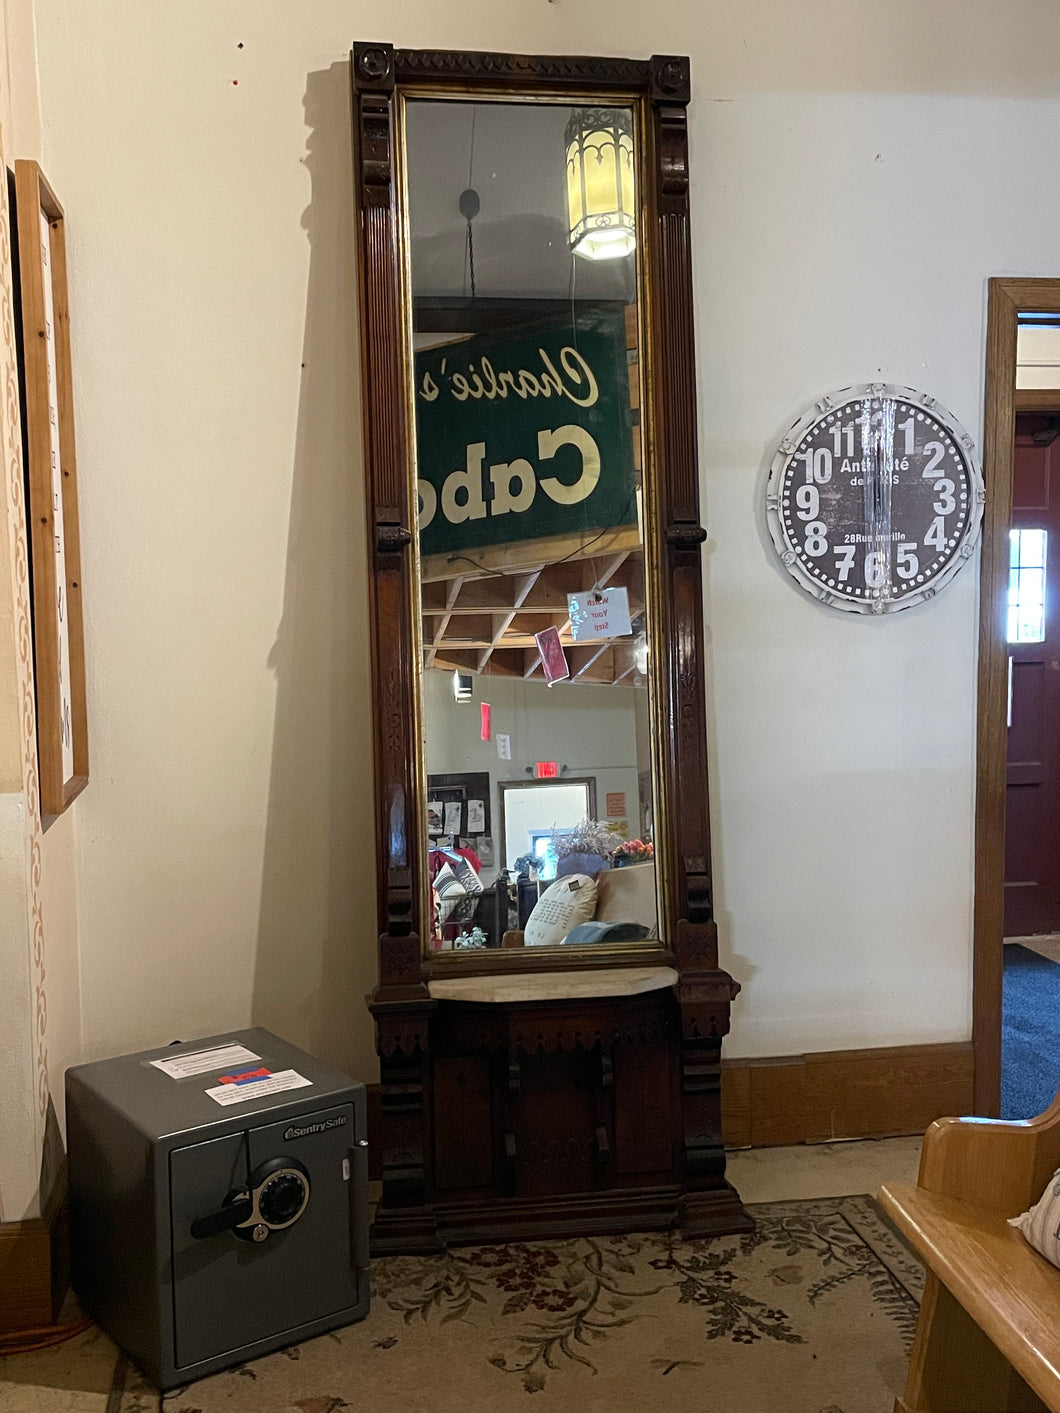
[535,761,558,778]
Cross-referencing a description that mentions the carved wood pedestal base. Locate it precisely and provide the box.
[680,1183,755,1238]
[371,983,750,1255]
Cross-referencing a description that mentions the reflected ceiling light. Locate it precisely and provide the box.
[633,633,649,675]
[452,671,473,703]
[565,107,636,262]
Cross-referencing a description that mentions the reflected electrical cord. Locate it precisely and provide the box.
[462,108,478,300]
[440,485,640,586]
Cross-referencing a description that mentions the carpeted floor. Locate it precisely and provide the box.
[0,1196,922,1413]
[1002,942,1060,1120]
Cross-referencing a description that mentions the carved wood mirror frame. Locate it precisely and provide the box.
[350,45,730,1009]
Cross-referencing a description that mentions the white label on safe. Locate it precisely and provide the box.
[204,1070,312,1106]
[150,1043,261,1080]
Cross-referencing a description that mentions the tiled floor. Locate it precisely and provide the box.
[0,1136,924,1410]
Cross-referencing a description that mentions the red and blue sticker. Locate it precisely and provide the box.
[217,1067,272,1086]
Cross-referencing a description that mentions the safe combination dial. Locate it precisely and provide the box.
[190,1155,311,1244]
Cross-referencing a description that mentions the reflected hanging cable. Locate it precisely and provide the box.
[461,107,479,299]
[460,187,479,299]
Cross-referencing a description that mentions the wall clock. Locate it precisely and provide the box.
[766,383,984,614]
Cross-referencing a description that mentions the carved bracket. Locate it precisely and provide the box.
[650,62,690,212]
[684,858,713,924]
[678,971,741,1041]
[373,1004,433,1057]
[376,518,413,556]
[666,520,708,552]
[351,46,396,211]
[385,864,413,936]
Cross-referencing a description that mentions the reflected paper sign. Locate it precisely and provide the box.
[568,586,632,642]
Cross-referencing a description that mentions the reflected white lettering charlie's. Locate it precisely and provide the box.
[418,347,599,409]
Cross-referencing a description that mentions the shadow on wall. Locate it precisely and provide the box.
[251,62,378,1084]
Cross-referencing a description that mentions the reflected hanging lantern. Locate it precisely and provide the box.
[565,107,636,262]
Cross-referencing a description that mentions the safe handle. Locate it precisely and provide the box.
[190,1193,253,1240]
[349,1139,370,1274]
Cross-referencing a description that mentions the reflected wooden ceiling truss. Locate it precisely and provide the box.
[421,536,645,687]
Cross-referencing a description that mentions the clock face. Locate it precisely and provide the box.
[766,384,984,613]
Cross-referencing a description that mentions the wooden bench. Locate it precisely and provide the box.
[879,1092,1060,1413]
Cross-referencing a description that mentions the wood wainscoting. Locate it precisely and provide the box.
[0,1166,68,1334]
[720,1042,975,1150]
[367,1041,974,1178]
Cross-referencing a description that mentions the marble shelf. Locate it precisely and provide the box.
[427,965,679,1005]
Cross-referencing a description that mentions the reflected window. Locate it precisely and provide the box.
[530,830,562,880]
[1017,316,1060,390]
[1008,528,1047,643]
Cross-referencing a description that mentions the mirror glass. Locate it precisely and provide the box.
[404,96,659,955]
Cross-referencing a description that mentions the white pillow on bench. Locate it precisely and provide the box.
[524,874,597,946]
[1009,1169,1060,1266]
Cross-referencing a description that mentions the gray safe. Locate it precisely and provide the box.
[66,1028,369,1389]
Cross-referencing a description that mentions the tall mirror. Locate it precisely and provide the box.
[405,98,660,955]
[352,46,747,1252]
[352,44,723,987]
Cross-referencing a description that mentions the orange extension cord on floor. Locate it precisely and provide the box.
[0,1314,93,1356]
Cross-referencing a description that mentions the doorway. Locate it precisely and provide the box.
[976,279,1060,1114]
[498,778,597,876]
[1005,412,1060,938]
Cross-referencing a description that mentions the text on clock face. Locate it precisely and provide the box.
[776,399,973,602]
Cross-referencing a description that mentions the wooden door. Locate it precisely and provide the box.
[1005,413,1060,935]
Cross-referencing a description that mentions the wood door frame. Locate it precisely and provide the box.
[975,278,1060,1113]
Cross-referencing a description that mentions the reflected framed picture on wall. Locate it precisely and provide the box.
[13,160,88,815]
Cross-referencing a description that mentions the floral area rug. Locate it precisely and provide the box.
[3,1197,922,1413]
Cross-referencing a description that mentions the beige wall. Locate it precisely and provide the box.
[12,1,1060,1113]
[0,0,82,1220]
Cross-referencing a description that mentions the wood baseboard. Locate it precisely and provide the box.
[721,1042,975,1149]
[368,1040,973,1175]
[0,1166,69,1334]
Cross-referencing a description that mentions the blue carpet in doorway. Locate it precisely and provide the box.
[1002,943,1060,1119]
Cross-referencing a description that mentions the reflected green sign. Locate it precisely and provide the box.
[414,305,637,559]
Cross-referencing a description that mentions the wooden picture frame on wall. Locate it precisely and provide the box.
[14,160,88,814]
